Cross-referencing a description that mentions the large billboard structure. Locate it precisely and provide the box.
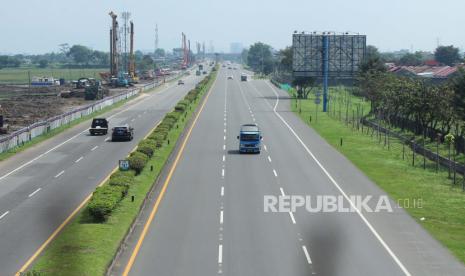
[292,32,366,111]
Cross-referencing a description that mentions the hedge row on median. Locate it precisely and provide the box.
[86,74,210,222]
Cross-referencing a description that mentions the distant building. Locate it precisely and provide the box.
[230,42,243,54]
[389,65,462,82]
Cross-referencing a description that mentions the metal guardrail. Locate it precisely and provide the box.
[0,75,180,154]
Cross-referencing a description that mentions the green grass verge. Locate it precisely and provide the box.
[28,70,217,275]
[0,68,106,84]
[289,89,465,264]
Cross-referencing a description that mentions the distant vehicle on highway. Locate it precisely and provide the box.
[89,118,108,135]
[228,76,234,80]
[237,124,262,153]
[228,67,232,69]
[241,74,247,81]
[203,71,207,74]
[178,80,185,85]
[111,125,134,141]
[196,70,201,76]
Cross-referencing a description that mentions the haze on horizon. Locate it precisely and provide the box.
[0,0,463,54]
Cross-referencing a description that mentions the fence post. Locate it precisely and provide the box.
[436,134,440,173]
[423,136,426,170]
[445,134,455,179]
[402,142,405,160]
[412,139,415,167]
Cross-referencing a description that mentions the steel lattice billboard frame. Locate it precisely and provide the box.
[292,33,366,78]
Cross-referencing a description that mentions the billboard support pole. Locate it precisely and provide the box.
[322,35,329,112]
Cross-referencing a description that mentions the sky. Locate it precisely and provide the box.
[0,0,464,54]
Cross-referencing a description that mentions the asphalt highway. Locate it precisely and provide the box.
[0,70,206,275]
[117,66,465,276]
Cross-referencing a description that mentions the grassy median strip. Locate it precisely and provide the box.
[288,89,465,264]
[27,69,217,275]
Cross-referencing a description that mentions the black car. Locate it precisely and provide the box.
[111,125,134,141]
[89,118,108,135]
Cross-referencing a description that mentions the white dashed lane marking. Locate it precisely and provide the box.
[54,170,65,178]
[28,188,41,198]
[0,211,9,220]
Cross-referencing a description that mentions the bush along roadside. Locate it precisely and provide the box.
[28,66,218,275]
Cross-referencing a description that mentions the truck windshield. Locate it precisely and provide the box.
[240,133,259,141]
[92,119,107,128]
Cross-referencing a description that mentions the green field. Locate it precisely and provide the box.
[0,68,106,84]
[290,87,465,264]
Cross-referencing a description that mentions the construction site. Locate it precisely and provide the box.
[0,11,196,135]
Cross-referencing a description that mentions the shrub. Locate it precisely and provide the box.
[159,120,175,130]
[175,104,186,112]
[110,170,136,179]
[165,111,180,122]
[148,132,167,147]
[139,139,157,149]
[128,151,149,174]
[137,144,154,157]
[109,174,133,189]
[88,185,126,222]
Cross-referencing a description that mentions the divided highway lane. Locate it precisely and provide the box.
[239,72,465,275]
[121,67,313,276]
[0,72,204,275]
[119,64,465,276]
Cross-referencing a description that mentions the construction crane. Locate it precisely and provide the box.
[108,11,128,87]
[181,33,188,69]
[109,11,119,78]
[128,21,138,83]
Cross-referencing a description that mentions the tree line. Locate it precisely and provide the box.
[243,41,465,152]
[358,47,465,152]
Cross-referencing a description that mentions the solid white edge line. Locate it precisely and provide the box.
[289,211,296,224]
[218,244,223,264]
[75,156,84,163]
[302,245,312,264]
[28,188,41,198]
[54,170,65,178]
[0,211,9,220]
[264,81,411,276]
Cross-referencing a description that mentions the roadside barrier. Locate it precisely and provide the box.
[0,75,180,154]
